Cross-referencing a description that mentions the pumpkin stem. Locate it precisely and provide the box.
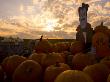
[55,62,60,67]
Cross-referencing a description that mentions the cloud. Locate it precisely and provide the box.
[0,0,110,39]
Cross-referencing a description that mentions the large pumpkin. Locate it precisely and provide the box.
[41,52,64,69]
[92,32,110,57]
[28,53,46,65]
[4,55,26,78]
[70,41,84,55]
[44,62,70,82]
[35,38,53,53]
[12,60,42,82]
[83,63,110,82]
[54,70,93,82]
[72,53,96,70]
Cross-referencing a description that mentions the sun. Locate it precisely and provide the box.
[44,19,58,32]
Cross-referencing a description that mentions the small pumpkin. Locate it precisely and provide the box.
[41,52,64,69]
[28,53,46,65]
[54,42,70,53]
[44,62,70,82]
[72,53,96,70]
[70,41,84,55]
[35,36,53,53]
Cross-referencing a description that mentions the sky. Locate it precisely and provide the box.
[0,0,110,39]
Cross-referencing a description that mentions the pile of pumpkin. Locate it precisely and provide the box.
[1,31,110,82]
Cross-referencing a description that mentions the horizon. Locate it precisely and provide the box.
[0,0,110,39]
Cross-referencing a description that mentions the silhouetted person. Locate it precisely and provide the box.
[40,35,43,41]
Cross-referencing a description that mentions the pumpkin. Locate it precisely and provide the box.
[54,70,93,82]
[72,53,96,70]
[35,37,53,53]
[83,63,110,82]
[12,60,42,82]
[92,32,109,49]
[70,41,84,55]
[92,32,110,57]
[96,47,110,58]
[1,56,9,72]
[44,62,70,82]
[94,22,108,34]
[107,74,110,82]
[28,53,46,65]
[0,66,4,82]
[41,52,64,69]
[100,56,110,69]
[5,55,26,78]
[54,42,71,53]
[59,51,71,62]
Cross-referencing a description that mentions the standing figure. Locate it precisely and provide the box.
[78,3,89,43]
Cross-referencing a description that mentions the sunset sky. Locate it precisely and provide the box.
[0,0,110,39]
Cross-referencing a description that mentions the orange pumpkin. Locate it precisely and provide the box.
[54,42,70,53]
[94,22,108,34]
[35,38,53,53]
[1,56,9,72]
[12,60,42,82]
[92,32,109,49]
[92,32,110,57]
[83,63,110,82]
[107,73,110,82]
[28,53,46,65]
[96,47,110,58]
[44,62,70,82]
[100,56,110,69]
[72,53,96,70]
[5,55,26,78]
[41,52,64,69]
[70,41,84,55]
[54,70,93,82]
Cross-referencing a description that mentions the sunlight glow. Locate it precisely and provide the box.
[44,19,58,32]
